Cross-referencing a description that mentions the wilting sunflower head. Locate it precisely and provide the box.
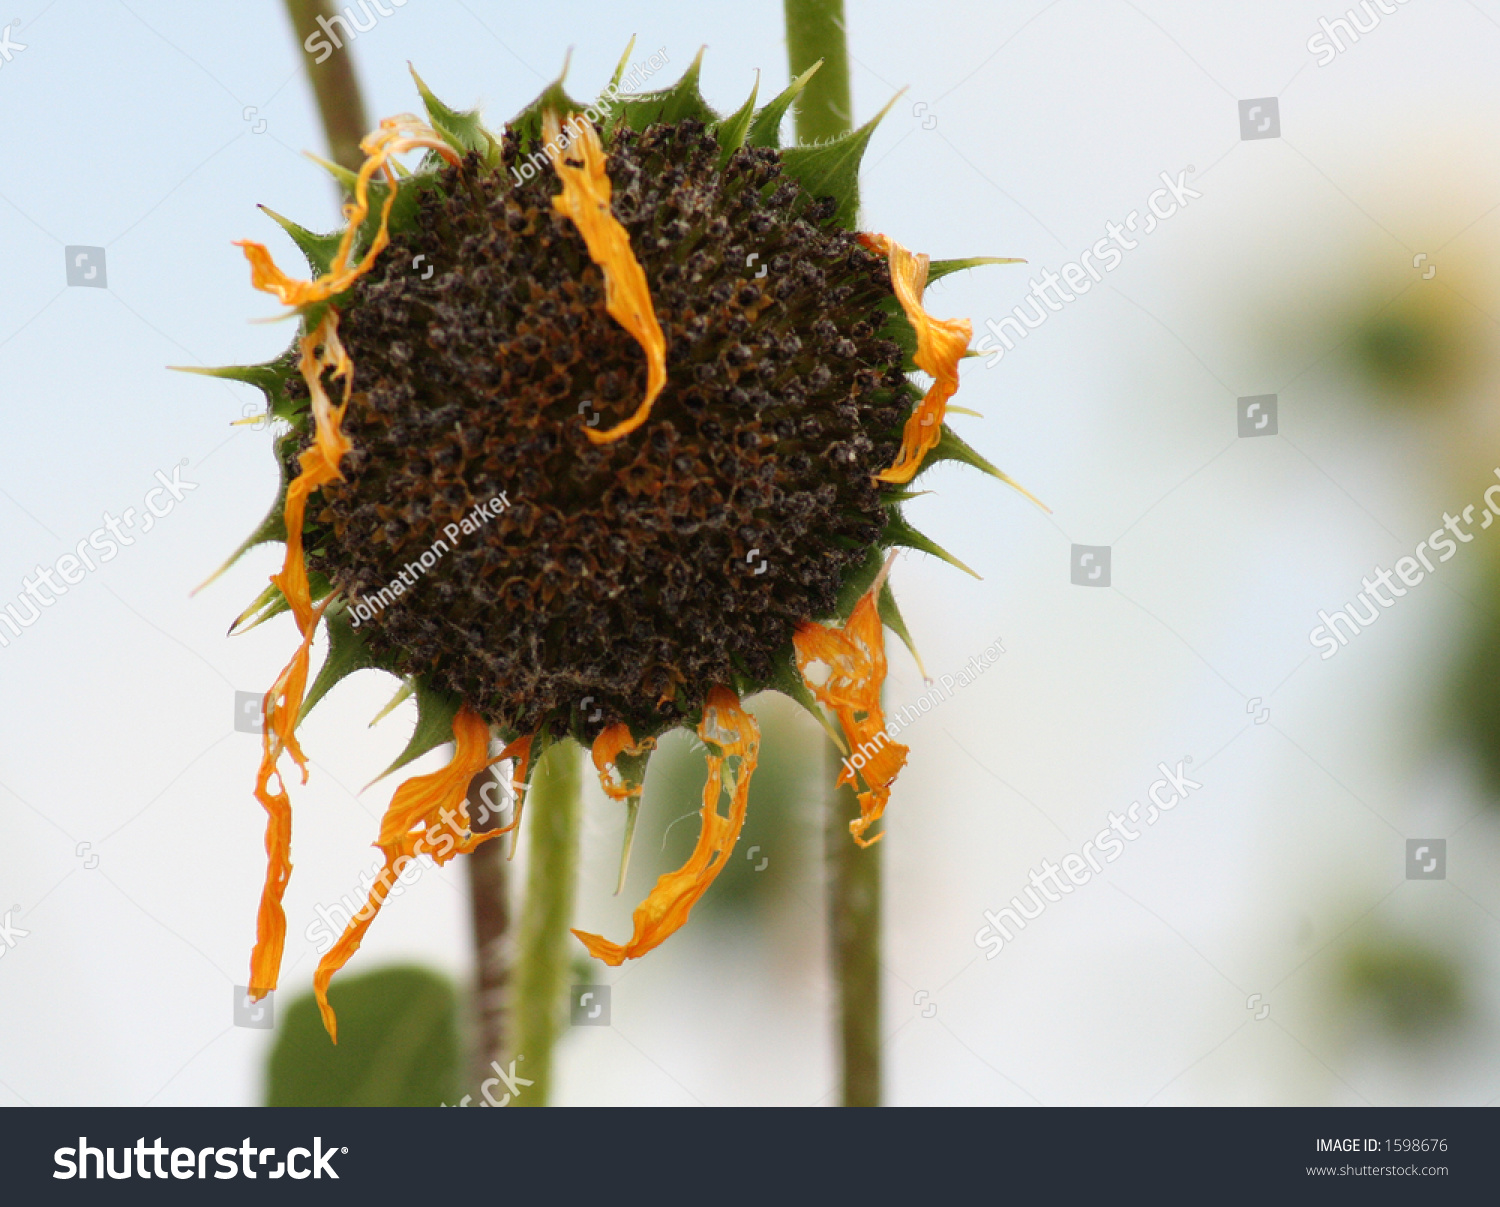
[196,48,1036,1039]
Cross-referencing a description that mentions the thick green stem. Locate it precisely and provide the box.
[827,743,882,1107]
[511,740,584,1107]
[786,0,881,1108]
[281,0,371,172]
[783,0,855,146]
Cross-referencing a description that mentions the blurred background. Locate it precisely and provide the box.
[2,0,1500,1106]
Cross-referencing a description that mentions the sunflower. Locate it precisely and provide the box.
[195,47,1036,1040]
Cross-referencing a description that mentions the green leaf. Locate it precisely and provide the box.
[778,91,899,228]
[715,72,760,168]
[369,675,464,786]
[257,206,344,277]
[747,60,822,148]
[927,255,1026,283]
[299,605,390,722]
[920,424,1049,511]
[409,64,500,166]
[264,965,461,1105]
[883,511,981,580]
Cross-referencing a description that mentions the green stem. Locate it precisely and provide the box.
[827,743,882,1107]
[783,0,855,146]
[511,739,584,1107]
[786,0,881,1108]
[464,765,512,1087]
[281,0,371,172]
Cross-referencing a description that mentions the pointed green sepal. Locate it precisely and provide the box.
[779,92,899,228]
[306,151,360,194]
[226,569,333,635]
[299,605,389,723]
[611,46,717,132]
[927,256,1026,283]
[714,72,759,168]
[194,431,300,597]
[171,356,304,423]
[258,206,344,277]
[228,580,290,635]
[920,424,1050,511]
[368,676,465,787]
[610,744,653,894]
[833,545,885,619]
[605,36,638,96]
[410,64,500,166]
[509,53,589,153]
[747,60,822,149]
[883,512,981,579]
[768,657,848,754]
[370,678,416,727]
[878,581,927,679]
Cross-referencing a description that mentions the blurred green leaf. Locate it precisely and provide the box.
[1341,937,1464,1036]
[265,965,461,1106]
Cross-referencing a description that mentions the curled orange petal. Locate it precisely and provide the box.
[860,232,972,485]
[543,111,667,445]
[314,704,499,1041]
[793,551,909,847]
[573,687,759,964]
[590,723,656,802]
[246,311,352,1000]
[236,115,458,313]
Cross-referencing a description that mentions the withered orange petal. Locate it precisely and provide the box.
[572,687,759,964]
[313,705,497,1042]
[542,111,667,444]
[590,723,656,802]
[237,115,455,312]
[794,553,908,846]
[861,233,973,485]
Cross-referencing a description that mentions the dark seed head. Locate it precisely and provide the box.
[301,120,902,740]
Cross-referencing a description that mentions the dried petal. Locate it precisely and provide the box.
[313,704,500,1041]
[573,687,758,963]
[793,551,908,846]
[861,233,973,485]
[544,111,667,444]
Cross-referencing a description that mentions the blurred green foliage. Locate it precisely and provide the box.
[1446,545,1500,803]
[1350,286,1482,403]
[1340,936,1465,1037]
[265,965,461,1106]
